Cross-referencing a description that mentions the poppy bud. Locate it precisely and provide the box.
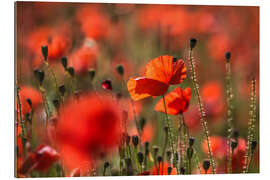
[132,135,139,147]
[167,166,173,175]
[41,45,48,61]
[189,38,197,50]
[104,161,110,169]
[251,141,257,153]
[137,152,144,165]
[61,56,68,70]
[153,146,159,157]
[173,57,178,62]
[88,69,96,81]
[34,69,45,86]
[232,130,239,140]
[144,141,149,150]
[189,137,195,147]
[203,160,210,173]
[26,98,32,108]
[187,147,193,159]
[180,167,185,174]
[164,126,168,134]
[225,52,231,62]
[102,79,112,90]
[166,150,172,160]
[140,117,146,131]
[157,156,163,164]
[67,67,75,78]
[174,152,179,161]
[53,99,60,110]
[231,139,238,151]
[116,64,124,76]
[58,85,66,96]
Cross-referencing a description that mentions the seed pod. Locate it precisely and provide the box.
[189,38,197,50]
[53,99,60,110]
[167,167,172,175]
[153,146,159,157]
[203,160,210,172]
[116,64,124,76]
[61,56,68,70]
[166,150,172,160]
[34,69,45,86]
[88,69,96,81]
[232,130,239,140]
[189,137,195,147]
[140,117,146,131]
[58,85,66,96]
[104,161,110,169]
[180,167,185,174]
[225,52,231,62]
[231,140,238,151]
[132,135,139,147]
[26,98,32,108]
[41,45,48,61]
[67,67,75,77]
[251,141,257,153]
[137,152,144,165]
[157,156,163,164]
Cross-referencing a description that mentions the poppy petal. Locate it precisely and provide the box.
[127,77,169,101]
[127,78,151,101]
[155,87,191,115]
[169,59,187,85]
[144,55,173,84]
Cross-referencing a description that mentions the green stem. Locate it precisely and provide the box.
[243,78,257,173]
[225,60,234,173]
[162,96,179,173]
[188,49,216,174]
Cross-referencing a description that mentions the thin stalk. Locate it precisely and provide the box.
[188,48,216,174]
[225,58,234,173]
[243,78,257,173]
[162,95,178,173]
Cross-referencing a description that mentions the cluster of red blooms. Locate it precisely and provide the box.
[15,2,259,177]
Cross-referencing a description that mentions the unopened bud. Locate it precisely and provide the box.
[41,45,48,61]
[67,67,75,77]
[102,79,112,90]
[61,56,68,70]
[189,38,197,50]
[116,64,124,76]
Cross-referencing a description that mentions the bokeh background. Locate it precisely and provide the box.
[15,2,259,176]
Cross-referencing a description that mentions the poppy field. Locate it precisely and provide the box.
[15,2,259,177]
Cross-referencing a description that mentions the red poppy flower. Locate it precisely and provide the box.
[127,55,186,101]
[151,162,177,175]
[232,138,247,173]
[55,93,122,170]
[69,38,99,74]
[17,86,43,115]
[155,87,191,115]
[202,136,227,159]
[19,144,59,174]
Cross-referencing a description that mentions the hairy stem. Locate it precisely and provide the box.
[188,49,216,174]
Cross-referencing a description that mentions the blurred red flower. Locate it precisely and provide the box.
[55,93,122,170]
[155,87,191,115]
[17,86,43,115]
[202,136,227,159]
[26,26,72,67]
[151,162,177,175]
[127,55,186,101]
[76,6,111,40]
[201,81,224,118]
[19,144,59,174]
[69,38,99,74]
